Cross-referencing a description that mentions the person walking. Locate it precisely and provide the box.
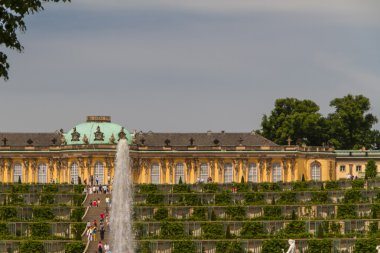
[100,226,105,241]
[97,241,103,253]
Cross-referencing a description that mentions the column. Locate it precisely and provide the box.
[160,159,167,184]
[266,159,272,182]
[185,159,192,183]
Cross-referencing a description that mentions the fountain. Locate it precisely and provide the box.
[110,138,134,253]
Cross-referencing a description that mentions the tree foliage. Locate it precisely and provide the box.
[0,0,70,80]
[365,160,377,179]
[327,94,378,149]
[261,98,327,146]
[261,95,379,149]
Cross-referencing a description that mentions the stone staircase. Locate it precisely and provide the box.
[82,192,111,252]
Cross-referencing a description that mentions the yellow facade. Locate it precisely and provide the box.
[2,116,377,185]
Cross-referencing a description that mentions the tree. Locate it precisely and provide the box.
[0,0,70,80]
[365,160,377,179]
[261,98,328,146]
[327,94,378,149]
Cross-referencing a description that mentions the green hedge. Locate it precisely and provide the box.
[20,241,44,253]
[65,242,85,253]
[33,207,55,220]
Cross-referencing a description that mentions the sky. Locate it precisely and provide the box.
[0,0,380,133]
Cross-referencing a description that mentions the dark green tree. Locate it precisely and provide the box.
[0,0,70,80]
[327,94,378,149]
[365,160,377,179]
[261,98,327,146]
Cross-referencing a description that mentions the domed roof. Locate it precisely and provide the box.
[64,116,132,145]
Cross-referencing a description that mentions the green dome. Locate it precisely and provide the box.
[64,116,132,145]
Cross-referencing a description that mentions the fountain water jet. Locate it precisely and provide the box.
[110,139,134,253]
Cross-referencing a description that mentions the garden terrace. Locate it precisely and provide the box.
[0,184,85,253]
[132,180,380,253]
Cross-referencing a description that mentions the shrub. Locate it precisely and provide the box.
[8,193,24,204]
[307,239,332,253]
[210,210,217,221]
[139,184,158,193]
[0,207,17,220]
[311,192,329,203]
[225,206,246,220]
[337,204,356,219]
[20,241,44,253]
[244,192,264,204]
[278,192,297,203]
[351,179,365,189]
[354,238,380,253]
[42,184,58,193]
[39,194,55,205]
[216,241,243,253]
[372,204,380,218]
[240,222,265,238]
[73,194,85,206]
[65,242,85,253]
[261,239,287,253]
[202,183,218,193]
[146,194,164,205]
[284,221,305,235]
[232,182,248,192]
[292,181,308,191]
[33,207,55,220]
[153,208,168,221]
[70,207,85,222]
[215,191,231,205]
[30,222,50,237]
[325,181,339,190]
[10,184,29,193]
[0,223,8,235]
[201,222,224,239]
[365,160,377,179]
[343,189,361,203]
[160,221,184,239]
[191,207,207,221]
[73,185,85,194]
[263,206,282,218]
[173,184,190,193]
[260,182,281,191]
[183,194,199,206]
[72,223,86,240]
[369,221,378,235]
[173,240,196,253]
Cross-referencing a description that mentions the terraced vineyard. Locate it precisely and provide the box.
[133,180,380,253]
[0,184,86,253]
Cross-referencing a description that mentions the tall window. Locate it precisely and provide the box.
[13,163,22,183]
[340,165,346,172]
[224,163,233,183]
[175,163,184,183]
[94,162,104,185]
[70,162,79,184]
[38,164,47,183]
[311,162,321,181]
[200,163,208,181]
[151,164,160,184]
[248,163,258,183]
[272,163,282,182]
[356,165,362,172]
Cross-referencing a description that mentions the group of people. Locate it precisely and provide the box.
[86,211,111,252]
[96,241,111,253]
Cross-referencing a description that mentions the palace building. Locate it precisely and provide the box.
[0,116,378,184]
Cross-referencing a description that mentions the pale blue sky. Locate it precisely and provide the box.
[1,0,379,133]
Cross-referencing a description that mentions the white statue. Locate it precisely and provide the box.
[286,239,296,253]
[376,245,380,253]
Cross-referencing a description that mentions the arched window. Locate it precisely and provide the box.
[200,164,209,182]
[248,163,258,183]
[175,163,184,184]
[311,162,321,181]
[38,164,47,183]
[94,162,104,185]
[13,163,22,183]
[70,162,79,184]
[272,163,282,182]
[151,163,160,184]
[224,163,233,183]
